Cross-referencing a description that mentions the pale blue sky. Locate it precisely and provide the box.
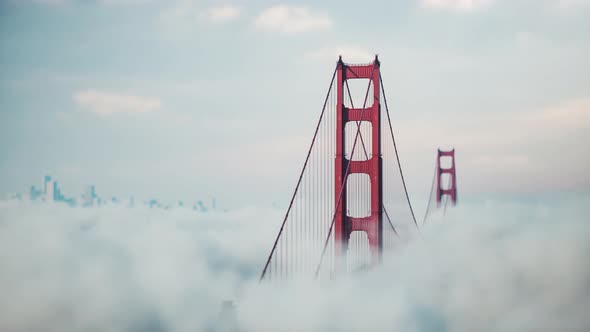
[1,0,589,207]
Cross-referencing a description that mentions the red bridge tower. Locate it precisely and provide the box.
[334,56,383,266]
[436,149,457,207]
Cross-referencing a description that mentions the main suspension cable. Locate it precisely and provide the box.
[379,74,420,231]
[422,161,437,225]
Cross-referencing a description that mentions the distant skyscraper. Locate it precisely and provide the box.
[43,175,51,195]
[149,199,158,208]
[46,179,54,201]
[196,200,207,212]
[30,185,42,200]
[83,185,97,207]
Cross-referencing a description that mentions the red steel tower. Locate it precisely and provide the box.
[334,56,383,266]
[436,149,457,207]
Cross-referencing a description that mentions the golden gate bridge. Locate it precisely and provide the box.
[259,56,458,281]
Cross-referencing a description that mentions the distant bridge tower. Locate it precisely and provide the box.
[334,56,383,266]
[436,148,457,207]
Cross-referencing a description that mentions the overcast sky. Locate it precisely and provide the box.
[1,0,589,207]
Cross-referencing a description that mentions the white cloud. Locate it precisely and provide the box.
[421,0,493,12]
[255,5,332,33]
[29,0,152,5]
[98,0,152,5]
[0,203,281,331]
[555,0,590,9]
[202,4,241,23]
[159,0,199,24]
[1,197,589,330]
[159,1,240,33]
[397,96,590,192]
[26,0,68,4]
[73,90,162,116]
[305,45,375,63]
[532,97,590,129]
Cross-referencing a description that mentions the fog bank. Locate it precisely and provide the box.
[1,195,589,331]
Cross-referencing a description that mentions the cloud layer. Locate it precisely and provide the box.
[255,5,332,33]
[74,90,162,116]
[421,0,493,11]
[202,5,241,23]
[1,195,589,331]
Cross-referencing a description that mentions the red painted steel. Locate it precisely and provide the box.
[436,148,457,206]
[334,57,383,267]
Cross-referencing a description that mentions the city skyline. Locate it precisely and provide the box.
[17,173,221,211]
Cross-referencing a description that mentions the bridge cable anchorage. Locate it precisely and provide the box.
[344,79,399,238]
[314,61,378,279]
[379,74,420,232]
[422,161,438,225]
[259,65,338,282]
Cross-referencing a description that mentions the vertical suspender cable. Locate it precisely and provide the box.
[259,66,338,282]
